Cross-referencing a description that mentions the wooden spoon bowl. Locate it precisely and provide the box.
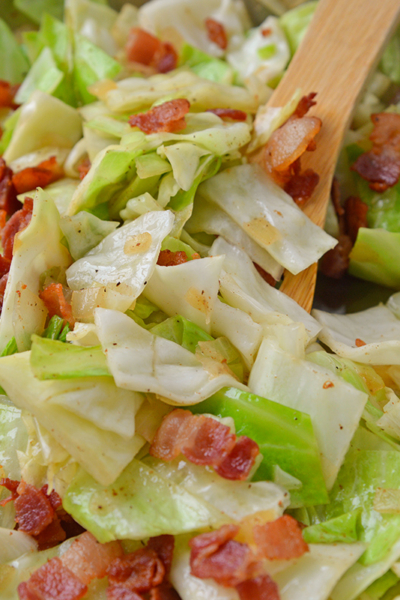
[272,0,400,311]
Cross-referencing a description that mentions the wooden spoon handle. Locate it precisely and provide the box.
[275,0,400,311]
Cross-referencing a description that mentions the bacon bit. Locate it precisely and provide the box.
[205,18,228,50]
[323,381,334,389]
[62,532,123,586]
[319,234,352,279]
[107,586,144,600]
[150,409,260,481]
[0,157,20,216]
[108,548,165,593]
[157,249,189,267]
[264,117,322,174]
[150,409,193,461]
[150,584,182,600]
[181,415,237,465]
[207,109,247,121]
[189,524,260,587]
[355,338,366,347]
[0,80,20,109]
[253,515,309,561]
[35,517,67,552]
[12,156,63,195]
[344,196,368,243]
[214,437,260,481]
[18,557,88,600]
[236,574,280,600]
[39,283,75,328]
[2,197,33,261]
[261,28,272,37]
[0,273,8,313]
[156,42,178,74]
[147,536,175,577]
[0,209,7,230]
[41,484,63,511]
[129,99,190,135]
[284,167,320,207]
[254,263,276,287]
[293,92,317,119]
[125,28,177,73]
[78,157,91,180]
[352,113,400,192]
[0,477,19,506]
[15,482,54,536]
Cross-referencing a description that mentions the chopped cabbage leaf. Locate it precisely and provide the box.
[0,18,29,84]
[143,256,224,333]
[145,456,289,521]
[95,308,247,405]
[150,315,213,353]
[312,305,400,365]
[0,528,38,564]
[0,352,144,485]
[349,228,400,289]
[60,211,119,260]
[199,164,337,275]
[279,1,318,55]
[192,386,329,507]
[0,190,71,353]
[66,211,174,306]
[186,196,283,280]
[30,335,111,380]
[211,237,321,341]
[249,337,368,490]
[15,47,64,105]
[63,459,229,543]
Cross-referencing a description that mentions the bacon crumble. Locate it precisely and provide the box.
[253,515,309,560]
[39,283,75,328]
[149,409,260,480]
[0,80,20,109]
[157,249,189,267]
[129,99,190,135]
[236,574,280,600]
[18,557,88,600]
[352,113,400,191]
[207,108,247,121]
[0,157,20,216]
[126,28,177,73]
[12,156,64,195]
[205,18,228,50]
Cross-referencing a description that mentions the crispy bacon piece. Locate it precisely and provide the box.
[78,157,91,180]
[205,18,228,50]
[35,517,67,551]
[355,338,366,347]
[108,548,165,593]
[207,109,247,121]
[150,585,182,600]
[129,100,190,135]
[39,283,75,328]
[189,525,260,587]
[147,536,175,577]
[41,484,63,511]
[284,166,319,207]
[0,273,8,312]
[236,574,280,600]
[264,116,322,174]
[0,80,19,109]
[253,515,309,561]
[107,586,144,600]
[12,156,63,195]
[214,436,260,481]
[260,94,321,206]
[319,234,352,279]
[344,196,368,243]
[352,113,400,192]
[150,409,260,480]
[0,477,19,506]
[62,532,123,585]
[1,196,33,261]
[157,250,188,267]
[254,263,276,287]
[181,415,237,465]
[0,157,20,216]
[15,482,55,536]
[18,557,88,600]
[125,28,177,73]
[293,92,317,119]
[150,409,193,461]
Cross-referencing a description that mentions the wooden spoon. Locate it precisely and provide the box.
[269,0,400,312]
